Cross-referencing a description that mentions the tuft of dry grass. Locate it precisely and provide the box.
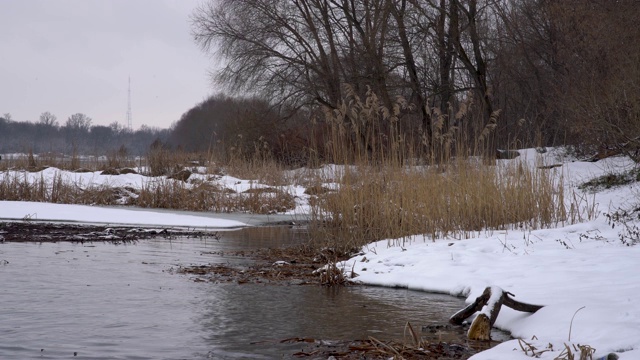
[223,157,289,186]
[133,178,295,214]
[146,146,189,177]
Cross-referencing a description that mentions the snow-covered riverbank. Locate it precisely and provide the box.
[2,148,639,359]
[342,151,640,359]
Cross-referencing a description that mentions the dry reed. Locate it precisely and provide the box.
[307,159,568,252]
[133,178,295,214]
[306,88,576,252]
[0,171,131,206]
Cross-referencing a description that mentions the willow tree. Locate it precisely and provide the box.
[192,0,511,157]
[192,0,346,109]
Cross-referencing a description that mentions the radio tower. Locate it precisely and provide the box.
[126,76,132,130]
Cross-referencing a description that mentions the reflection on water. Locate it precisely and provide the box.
[214,226,310,251]
[199,284,469,359]
[0,227,478,359]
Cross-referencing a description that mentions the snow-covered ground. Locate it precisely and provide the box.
[1,148,639,359]
[341,150,640,360]
[0,200,248,229]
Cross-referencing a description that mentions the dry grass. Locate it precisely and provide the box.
[0,171,133,206]
[0,143,299,214]
[307,159,568,252]
[222,156,290,186]
[131,178,295,214]
[0,169,296,215]
[301,89,583,252]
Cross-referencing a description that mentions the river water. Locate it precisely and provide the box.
[0,227,482,359]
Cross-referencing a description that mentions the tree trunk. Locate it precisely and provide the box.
[391,0,432,143]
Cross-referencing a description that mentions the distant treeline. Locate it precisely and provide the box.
[0,114,169,156]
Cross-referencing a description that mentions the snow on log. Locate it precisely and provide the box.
[449,286,544,341]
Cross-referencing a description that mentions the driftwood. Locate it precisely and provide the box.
[449,286,543,341]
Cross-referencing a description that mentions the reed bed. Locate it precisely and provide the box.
[307,159,568,252]
[135,178,295,214]
[304,88,576,252]
[0,169,296,214]
[0,152,588,253]
[0,171,129,206]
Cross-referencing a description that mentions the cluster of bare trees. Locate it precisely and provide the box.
[189,0,640,159]
[493,1,640,153]
[0,113,169,156]
[168,94,309,164]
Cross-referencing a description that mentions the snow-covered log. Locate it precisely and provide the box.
[449,286,544,341]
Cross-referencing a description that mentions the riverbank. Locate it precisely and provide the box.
[338,154,640,360]
[0,221,222,243]
[2,148,639,359]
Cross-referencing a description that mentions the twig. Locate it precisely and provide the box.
[569,306,586,342]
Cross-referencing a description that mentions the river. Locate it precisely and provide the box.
[0,226,495,359]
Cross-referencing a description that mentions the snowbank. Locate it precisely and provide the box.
[342,151,640,359]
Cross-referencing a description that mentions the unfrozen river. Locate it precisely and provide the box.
[0,226,470,359]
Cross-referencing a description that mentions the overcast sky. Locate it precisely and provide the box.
[0,0,216,130]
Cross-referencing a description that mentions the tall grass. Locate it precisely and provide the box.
[135,178,295,214]
[0,171,128,206]
[306,88,573,252]
[308,160,567,251]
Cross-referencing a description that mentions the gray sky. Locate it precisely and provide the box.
[0,0,216,130]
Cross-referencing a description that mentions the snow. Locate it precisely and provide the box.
[339,151,640,359]
[2,149,640,359]
[479,285,503,318]
[0,201,247,229]
[345,220,640,358]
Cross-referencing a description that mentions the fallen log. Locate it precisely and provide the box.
[449,286,544,341]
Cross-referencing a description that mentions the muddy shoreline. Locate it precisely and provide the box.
[0,221,221,243]
[1,221,493,359]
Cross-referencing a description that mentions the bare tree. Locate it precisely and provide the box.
[64,113,93,152]
[390,1,428,119]
[489,0,640,152]
[65,113,92,130]
[39,111,58,127]
[192,0,343,109]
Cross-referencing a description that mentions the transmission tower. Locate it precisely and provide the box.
[126,76,132,130]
